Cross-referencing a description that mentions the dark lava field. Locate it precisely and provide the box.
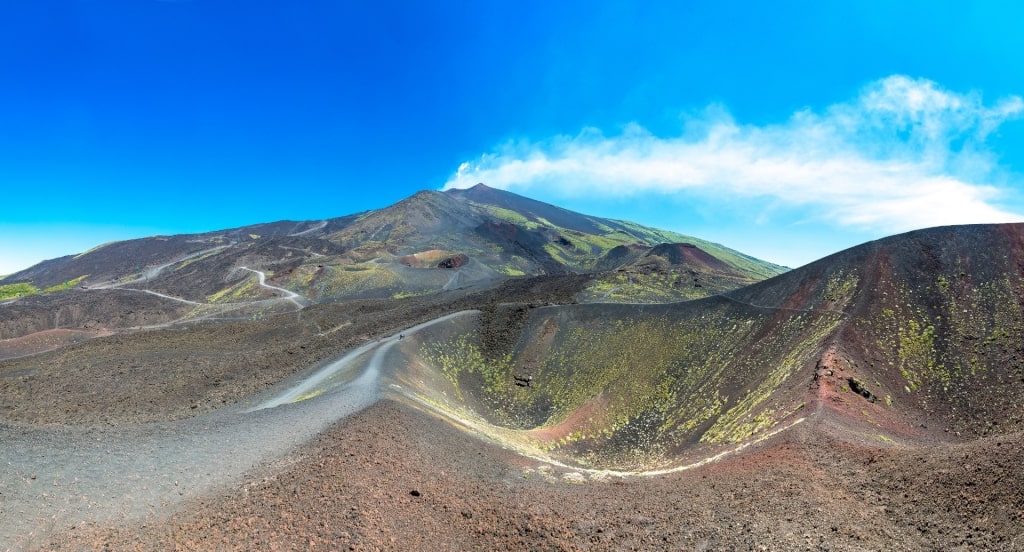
[2,188,1024,550]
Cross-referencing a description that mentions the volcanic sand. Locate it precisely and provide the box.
[2,275,1023,551]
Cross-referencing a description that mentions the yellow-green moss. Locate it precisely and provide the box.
[176,250,221,270]
[701,312,843,444]
[393,289,432,300]
[495,265,526,277]
[896,318,945,391]
[486,206,537,228]
[43,275,88,293]
[0,282,39,299]
[425,332,515,399]
[821,270,860,305]
[207,276,262,303]
[300,262,400,299]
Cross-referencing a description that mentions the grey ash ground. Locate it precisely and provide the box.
[4,207,1024,550]
[3,269,1021,551]
[44,400,1024,551]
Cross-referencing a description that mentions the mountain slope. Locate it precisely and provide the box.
[389,223,1024,470]
[579,242,763,303]
[449,184,786,279]
[5,223,1024,548]
[0,185,784,354]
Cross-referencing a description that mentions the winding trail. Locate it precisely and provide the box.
[94,245,232,289]
[78,264,310,335]
[0,311,476,549]
[288,220,327,237]
[239,266,309,308]
[251,311,468,411]
[278,245,325,257]
[118,288,202,306]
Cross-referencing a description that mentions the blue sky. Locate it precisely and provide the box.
[2,1,1024,274]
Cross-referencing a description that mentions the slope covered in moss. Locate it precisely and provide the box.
[390,223,1024,471]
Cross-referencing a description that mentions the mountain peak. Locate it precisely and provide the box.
[446,182,501,200]
[4,185,785,308]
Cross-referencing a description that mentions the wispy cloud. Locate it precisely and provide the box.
[444,75,1024,233]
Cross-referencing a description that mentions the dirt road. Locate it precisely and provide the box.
[0,312,474,549]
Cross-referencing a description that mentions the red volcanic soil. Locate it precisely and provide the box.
[645,242,734,272]
[48,399,1024,551]
[397,251,469,269]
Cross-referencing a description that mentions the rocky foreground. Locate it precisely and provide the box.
[43,398,1024,551]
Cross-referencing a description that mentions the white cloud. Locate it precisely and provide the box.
[444,75,1024,233]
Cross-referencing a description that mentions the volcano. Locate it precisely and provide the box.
[2,204,1023,549]
[0,185,783,358]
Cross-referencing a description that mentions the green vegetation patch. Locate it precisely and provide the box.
[176,250,222,270]
[393,289,432,300]
[427,332,513,395]
[207,275,263,303]
[873,279,957,392]
[701,312,843,443]
[281,261,401,301]
[896,318,944,391]
[0,282,39,299]
[820,270,860,306]
[43,275,89,294]
[0,275,89,297]
[871,270,1024,398]
[541,318,687,434]
[486,206,537,228]
[422,331,529,427]
[495,264,526,277]
[291,389,325,403]
[579,270,756,304]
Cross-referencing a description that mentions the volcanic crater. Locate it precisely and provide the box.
[2,190,1023,550]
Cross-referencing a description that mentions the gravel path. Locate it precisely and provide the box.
[238,267,309,308]
[0,312,476,550]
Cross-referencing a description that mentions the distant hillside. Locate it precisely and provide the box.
[579,242,764,303]
[2,183,782,315]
